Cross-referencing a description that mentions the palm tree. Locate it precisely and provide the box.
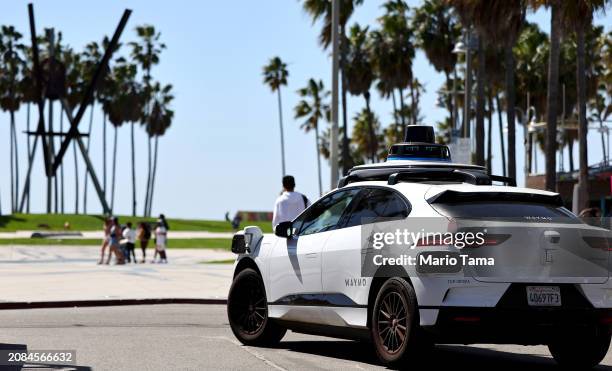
[524,0,562,190]
[301,0,363,174]
[352,108,381,163]
[103,57,143,214]
[262,56,289,177]
[559,0,609,211]
[514,22,550,179]
[295,79,330,196]
[0,26,25,213]
[451,0,525,177]
[413,0,460,129]
[344,24,376,162]
[129,25,166,217]
[145,82,173,217]
[371,0,414,139]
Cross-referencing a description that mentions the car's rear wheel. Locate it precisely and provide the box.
[227,268,286,346]
[548,327,611,369]
[370,277,418,366]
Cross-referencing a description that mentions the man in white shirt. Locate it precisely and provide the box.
[272,175,310,228]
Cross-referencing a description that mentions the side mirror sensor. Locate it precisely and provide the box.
[231,234,247,254]
[274,221,294,238]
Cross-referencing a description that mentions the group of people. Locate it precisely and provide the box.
[98,214,169,265]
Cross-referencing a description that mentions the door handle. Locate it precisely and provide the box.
[305,253,317,259]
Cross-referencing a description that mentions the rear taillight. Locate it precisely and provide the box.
[583,236,612,251]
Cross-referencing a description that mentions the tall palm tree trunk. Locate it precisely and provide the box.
[277,88,286,176]
[26,103,31,213]
[144,136,152,216]
[314,126,323,196]
[391,91,400,142]
[504,45,517,180]
[398,87,407,139]
[340,24,350,175]
[576,24,589,210]
[131,122,136,217]
[495,93,507,176]
[364,92,376,163]
[9,113,15,213]
[83,103,94,214]
[59,110,64,213]
[444,71,454,132]
[475,40,486,167]
[148,135,160,217]
[111,126,118,213]
[409,82,417,126]
[545,1,561,191]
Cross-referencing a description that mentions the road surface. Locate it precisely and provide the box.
[0,304,612,370]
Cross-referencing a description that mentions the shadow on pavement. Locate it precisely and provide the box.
[0,343,92,370]
[278,340,612,370]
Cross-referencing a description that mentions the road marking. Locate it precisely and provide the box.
[208,336,288,371]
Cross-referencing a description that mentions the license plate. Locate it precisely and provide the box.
[526,286,561,306]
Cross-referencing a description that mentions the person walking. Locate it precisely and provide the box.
[154,219,168,264]
[122,222,137,263]
[97,218,111,265]
[106,217,124,265]
[137,222,151,263]
[272,175,310,228]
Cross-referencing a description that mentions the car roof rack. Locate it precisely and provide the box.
[337,166,516,188]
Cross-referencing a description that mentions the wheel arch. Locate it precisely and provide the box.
[366,266,418,329]
[233,257,263,278]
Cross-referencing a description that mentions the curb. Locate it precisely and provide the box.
[0,298,227,310]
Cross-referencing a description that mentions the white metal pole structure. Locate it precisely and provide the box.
[330,0,340,189]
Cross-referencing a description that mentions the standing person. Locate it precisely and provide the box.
[106,217,124,265]
[154,219,168,264]
[98,218,111,265]
[122,222,137,263]
[272,175,310,228]
[137,222,151,263]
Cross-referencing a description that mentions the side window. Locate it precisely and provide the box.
[344,188,409,228]
[296,189,360,236]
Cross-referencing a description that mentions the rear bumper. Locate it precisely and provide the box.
[423,283,612,345]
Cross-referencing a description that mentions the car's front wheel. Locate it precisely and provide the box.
[227,268,286,346]
[370,277,418,366]
[548,327,611,369]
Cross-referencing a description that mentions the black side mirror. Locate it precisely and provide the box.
[274,221,294,238]
[231,234,247,254]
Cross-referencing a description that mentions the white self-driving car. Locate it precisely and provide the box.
[227,160,612,369]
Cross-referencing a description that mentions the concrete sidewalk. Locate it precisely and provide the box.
[0,230,234,239]
[0,245,234,303]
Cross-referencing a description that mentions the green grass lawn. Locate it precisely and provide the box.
[0,213,272,233]
[0,237,232,250]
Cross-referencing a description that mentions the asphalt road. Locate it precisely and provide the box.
[0,304,611,370]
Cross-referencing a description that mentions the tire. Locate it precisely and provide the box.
[370,277,418,367]
[548,327,611,369]
[227,268,286,346]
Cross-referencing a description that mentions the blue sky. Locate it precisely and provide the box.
[0,1,610,219]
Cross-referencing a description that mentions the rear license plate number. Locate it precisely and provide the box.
[526,286,561,306]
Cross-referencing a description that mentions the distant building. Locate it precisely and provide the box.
[526,165,612,215]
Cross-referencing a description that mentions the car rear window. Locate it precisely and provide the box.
[431,201,580,223]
